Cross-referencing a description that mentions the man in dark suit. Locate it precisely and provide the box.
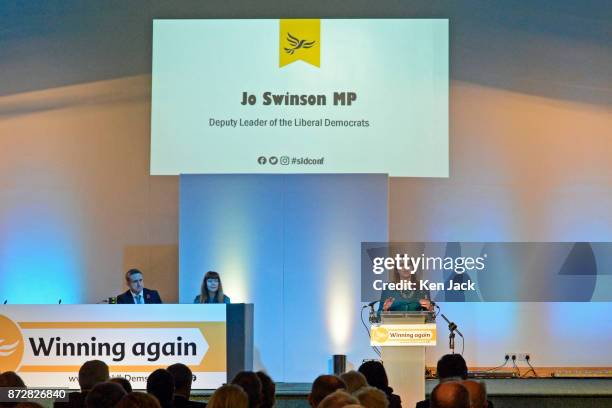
[168,363,207,408]
[115,269,162,304]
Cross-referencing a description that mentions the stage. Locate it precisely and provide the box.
[192,378,612,408]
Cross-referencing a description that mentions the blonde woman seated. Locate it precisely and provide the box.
[339,371,367,394]
[207,384,248,408]
[318,390,361,408]
[194,271,231,304]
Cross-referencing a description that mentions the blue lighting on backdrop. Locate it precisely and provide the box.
[0,202,83,304]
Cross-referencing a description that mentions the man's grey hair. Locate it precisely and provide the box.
[319,390,360,408]
[354,386,389,408]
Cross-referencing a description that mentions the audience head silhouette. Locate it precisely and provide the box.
[0,372,26,408]
[79,360,110,391]
[255,371,276,408]
[167,363,193,397]
[357,361,392,393]
[12,403,44,408]
[339,371,367,394]
[231,371,262,408]
[437,354,468,381]
[461,380,488,408]
[354,386,389,408]
[110,377,133,393]
[431,382,470,408]
[85,382,127,408]
[207,384,249,408]
[146,369,175,408]
[318,390,359,408]
[116,392,161,408]
[0,371,25,388]
[308,375,346,408]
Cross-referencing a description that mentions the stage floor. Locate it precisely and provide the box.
[195,378,612,396]
[195,378,612,408]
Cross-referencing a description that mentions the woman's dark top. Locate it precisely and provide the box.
[193,294,231,304]
[377,287,430,318]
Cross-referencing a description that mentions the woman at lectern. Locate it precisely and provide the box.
[377,262,432,316]
[194,271,231,304]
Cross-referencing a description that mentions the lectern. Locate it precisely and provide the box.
[371,311,436,408]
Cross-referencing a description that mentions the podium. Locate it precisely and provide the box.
[371,312,436,408]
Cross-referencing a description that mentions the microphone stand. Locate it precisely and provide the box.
[360,303,381,358]
[440,313,463,354]
[368,302,379,324]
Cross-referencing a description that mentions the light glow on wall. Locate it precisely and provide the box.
[326,259,354,353]
[0,199,83,304]
[218,252,250,303]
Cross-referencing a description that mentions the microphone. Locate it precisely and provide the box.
[58,299,62,304]
[3,300,7,304]
[424,293,437,308]
[366,301,379,323]
[440,313,463,337]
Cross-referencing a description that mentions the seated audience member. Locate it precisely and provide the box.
[207,385,248,408]
[357,362,400,408]
[461,380,487,408]
[231,371,262,408]
[415,354,469,408]
[0,371,25,387]
[194,271,230,304]
[430,383,470,408]
[116,269,162,304]
[354,386,389,408]
[167,363,206,408]
[308,375,347,408]
[318,390,360,408]
[436,355,468,382]
[146,369,175,408]
[339,371,367,394]
[110,377,133,394]
[0,372,26,408]
[55,360,110,408]
[79,360,111,390]
[116,393,161,408]
[255,371,275,408]
[85,382,127,408]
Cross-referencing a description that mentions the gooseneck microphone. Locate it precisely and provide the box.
[440,313,464,354]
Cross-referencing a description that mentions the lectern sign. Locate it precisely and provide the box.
[370,324,437,347]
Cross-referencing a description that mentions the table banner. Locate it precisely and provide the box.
[0,305,226,389]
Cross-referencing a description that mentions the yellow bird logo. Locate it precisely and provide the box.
[0,339,20,357]
[284,32,316,55]
[0,315,24,372]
